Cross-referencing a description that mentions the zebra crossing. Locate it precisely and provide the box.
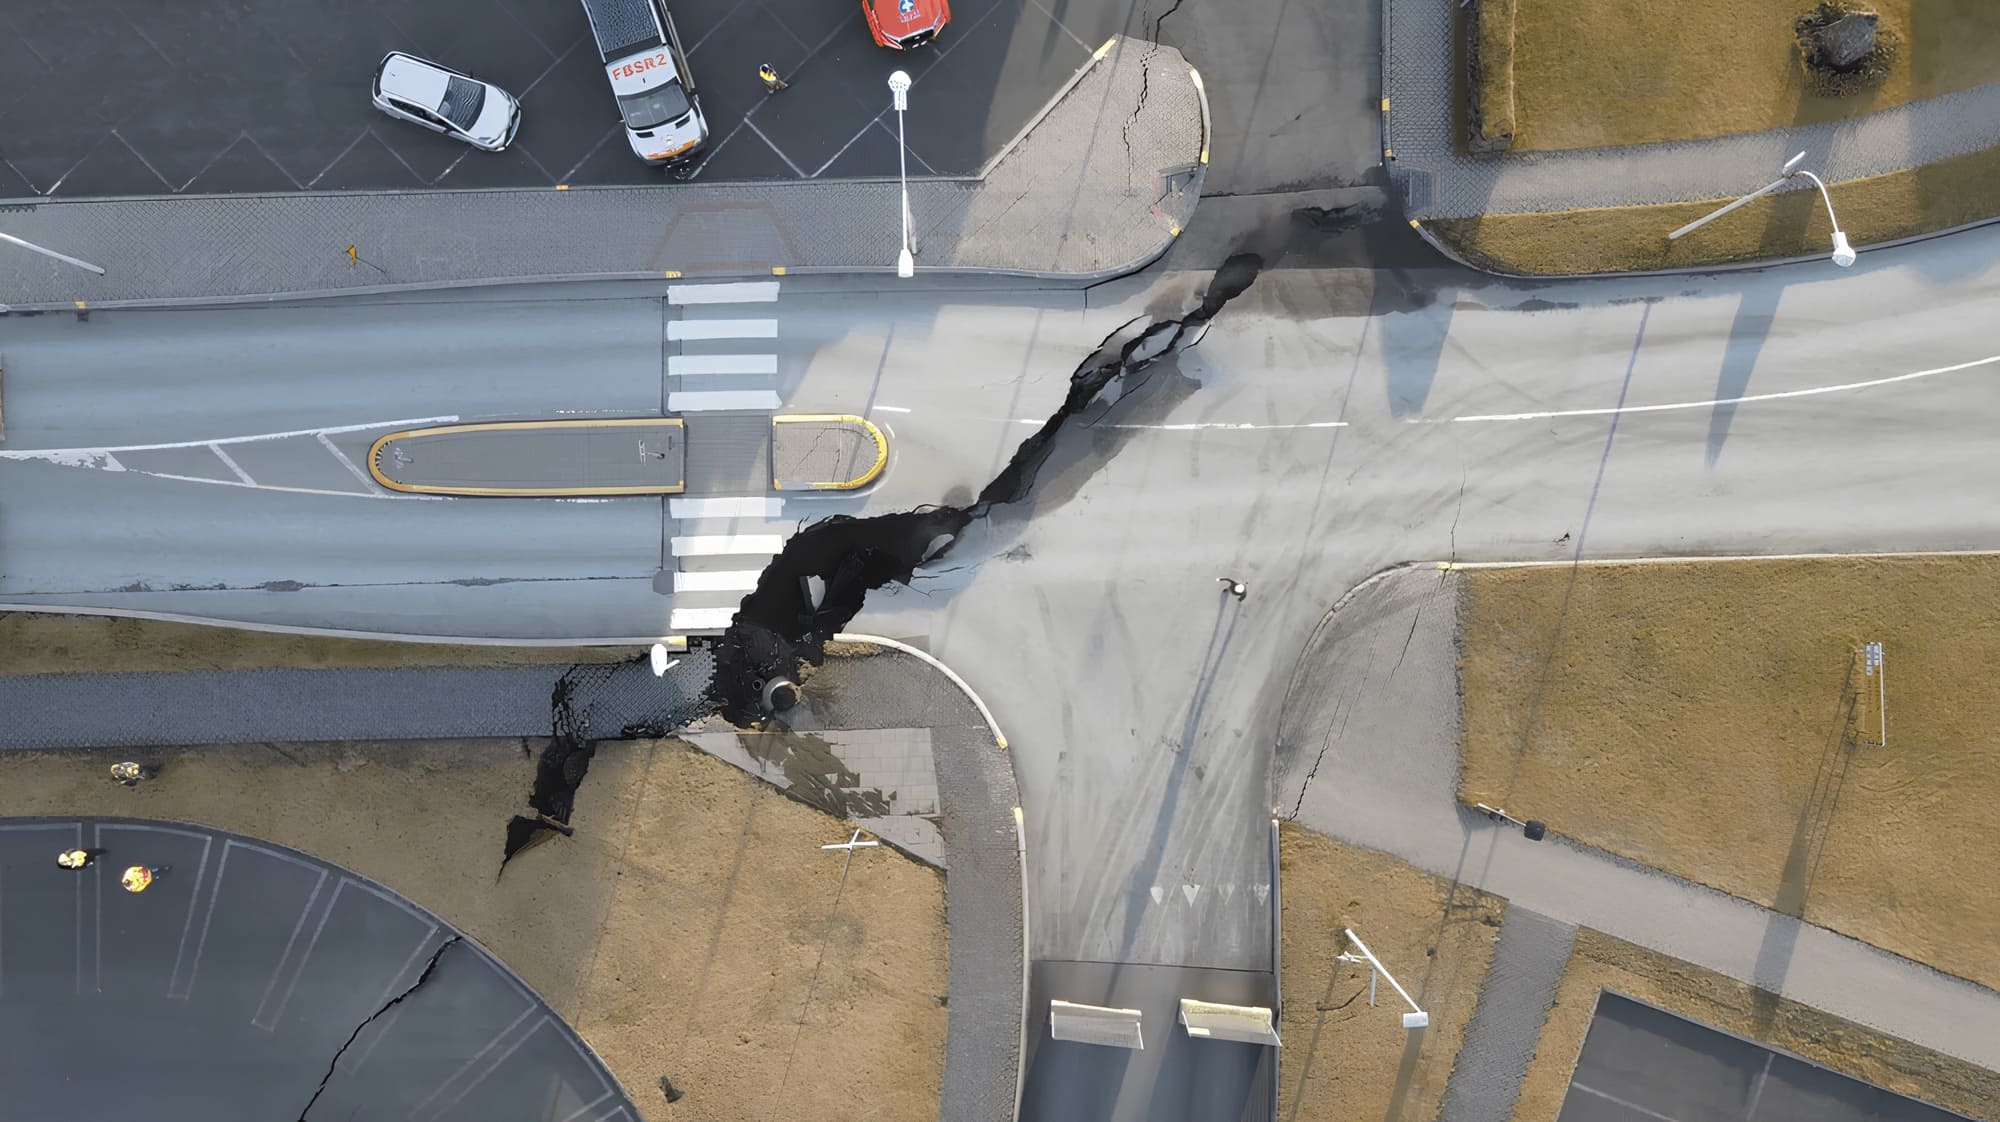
[663,281,792,634]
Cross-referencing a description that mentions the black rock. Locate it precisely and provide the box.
[1809,12,1878,70]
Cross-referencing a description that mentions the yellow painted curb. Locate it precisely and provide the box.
[367,418,687,497]
[771,414,889,491]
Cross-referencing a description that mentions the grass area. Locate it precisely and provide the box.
[1512,929,2000,1122]
[1467,0,1517,154]
[0,611,639,675]
[1505,1,2000,152]
[1427,138,2000,274]
[1458,555,2000,996]
[0,739,945,1122]
[1278,823,1504,1122]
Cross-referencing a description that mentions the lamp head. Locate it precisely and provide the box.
[1781,151,1807,176]
[1830,230,1856,267]
[897,247,914,278]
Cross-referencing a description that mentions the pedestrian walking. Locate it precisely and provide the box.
[110,761,154,787]
[758,63,788,93]
[1216,576,1247,601]
[57,848,103,870]
[120,864,169,894]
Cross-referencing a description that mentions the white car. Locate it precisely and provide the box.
[371,52,522,152]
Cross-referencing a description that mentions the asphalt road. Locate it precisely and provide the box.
[1558,993,1970,1122]
[9,221,2000,988]
[0,818,636,1121]
[0,0,1114,196]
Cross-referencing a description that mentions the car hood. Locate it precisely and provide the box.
[470,89,519,145]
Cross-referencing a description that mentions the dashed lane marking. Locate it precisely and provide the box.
[668,281,780,305]
[667,319,778,341]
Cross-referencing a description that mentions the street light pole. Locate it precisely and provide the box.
[1667,151,1853,267]
[888,70,914,279]
[0,231,106,277]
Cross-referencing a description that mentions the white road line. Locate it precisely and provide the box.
[673,570,763,593]
[1008,417,1347,431]
[1569,1082,1682,1122]
[669,390,783,412]
[317,431,378,490]
[144,472,438,500]
[209,444,255,485]
[668,607,739,631]
[669,496,784,519]
[668,281,780,305]
[667,319,778,341]
[1430,351,2000,424]
[0,415,459,459]
[874,405,912,413]
[669,354,778,376]
[671,534,785,557]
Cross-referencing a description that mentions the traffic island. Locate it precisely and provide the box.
[0,39,1208,309]
[1458,554,2000,998]
[771,415,888,491]
[0,738,948,1122]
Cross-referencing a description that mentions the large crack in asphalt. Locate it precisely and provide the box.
[295,935,462,1121]
[708,253,1263,724]
[498,255,1263,861]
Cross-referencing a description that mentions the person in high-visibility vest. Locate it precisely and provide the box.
[120,865,166,893]
[57,848,94,870]
[759,64,788,93]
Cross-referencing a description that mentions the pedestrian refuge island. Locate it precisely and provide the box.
[368,414,888,497]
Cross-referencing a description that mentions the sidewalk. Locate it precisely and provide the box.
[1274,565,2000,1074]
[1382,0,2000,218]
[0,38,1206,310]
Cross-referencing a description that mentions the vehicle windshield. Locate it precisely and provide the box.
[618,80,690,131]
[438,76,487,132]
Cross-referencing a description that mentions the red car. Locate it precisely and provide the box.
[865,0,950,48]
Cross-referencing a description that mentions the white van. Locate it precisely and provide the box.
[578,0,709,164]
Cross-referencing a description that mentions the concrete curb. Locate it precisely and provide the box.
[1014,805,1033,1122]
[1410,210,2000,281]
[833,632,1008,749]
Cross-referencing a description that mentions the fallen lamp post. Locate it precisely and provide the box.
[1337,928,1429,1030]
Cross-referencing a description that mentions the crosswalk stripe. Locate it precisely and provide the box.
[674,570,763,593]
[668,319,778,341]
[669,607,740,631]
[671,534,785,557]
[669,354,779,376]
[670,390,783,412]
[669,282,780,305]
[670,496,784,519]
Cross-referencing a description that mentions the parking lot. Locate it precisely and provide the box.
[1557,993,1970,1122]
[0,0,1126,198]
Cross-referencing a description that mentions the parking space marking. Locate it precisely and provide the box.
[667,319,778,341]
[669,282,780,305]
[1570,1082,1682,1122]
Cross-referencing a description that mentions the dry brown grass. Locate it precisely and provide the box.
[1459,556,2000,996]
[1513,929,2000,1122]
[1506,1,2000,152]
[1427,139,2000,275]
[1467,0,1517,154]
[0,739,946,1122]
[0,611,638,675]
[1278,824,1505,1122]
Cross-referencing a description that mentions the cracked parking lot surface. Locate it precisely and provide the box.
[0,818,638,1122]
[0,0,1122,197]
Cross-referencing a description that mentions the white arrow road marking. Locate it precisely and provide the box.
[1221,884,1235,901]
[1149,886,1165,905]
[1181,884,1202,906]
[1252,884,1270,905]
